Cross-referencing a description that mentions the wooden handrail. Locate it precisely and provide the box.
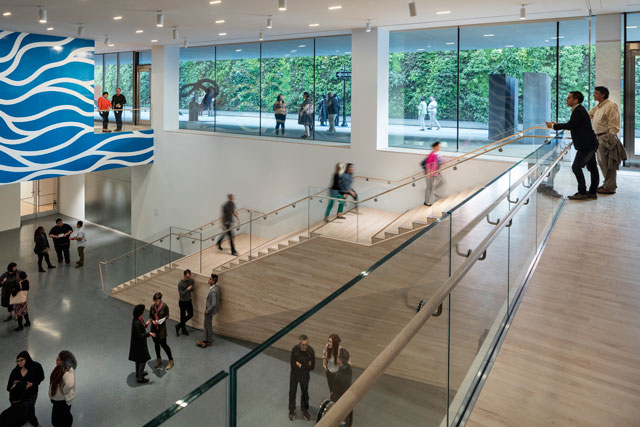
[316,140,573,427]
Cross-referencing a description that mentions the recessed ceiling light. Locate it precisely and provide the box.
[626,25,638,29]
[284,54,290,57]
[505,45,514,47]
[544,39,549,42]
[329,5,342,10]
[309,23,319,27]
[436,10,451,14]
[483,34,494,37]
[551,36,565,39]
[46,27,54,31]
[446,42,455,45]
[2,12,11,17]
[218,32,227,36]
[298,44,306,48]
[215,19,225,24]
[151,39,158,42]
[210,0,222,3]
[345,51,351,54]
[235,48,242,52]
[291,49,297,53]
[417,48,425,51]
[108,43,115,47]
[113,16,122,20]
[136,29,144,33]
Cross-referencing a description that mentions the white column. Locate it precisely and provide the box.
[596,14,622,107]
[351,27,389,152]
[0,184,20,232]
[58,174,85,220]
[151,45,180,130]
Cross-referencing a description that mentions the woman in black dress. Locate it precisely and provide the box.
[6,351,45,404]
[128,304,154,384]
[34,226,55,272]
[149,292,174,370]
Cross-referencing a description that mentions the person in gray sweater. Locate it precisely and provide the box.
[175,270,194,336]
[196,274,221,348]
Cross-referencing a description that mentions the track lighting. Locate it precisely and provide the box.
[184,39,189,48]
[173,27,179,40]
[156,12,164,27]
[279,0,287,11]
[77,24,85,37]
[520,5,526,20]
[409,1,417,17]
[38,7,47,24]
[267,15,273,29]
[104,36,112,46]
[259,31,264,41]
[366,20,371,32]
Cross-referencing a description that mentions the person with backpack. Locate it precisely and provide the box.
[196,274,221,348]
[423,141,443,206]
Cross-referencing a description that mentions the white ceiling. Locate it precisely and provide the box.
[0,0,637,52]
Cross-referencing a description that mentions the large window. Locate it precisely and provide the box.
[179,36,352,143]
[390,19,595,152]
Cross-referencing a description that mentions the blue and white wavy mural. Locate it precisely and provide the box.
[0,30,153,184]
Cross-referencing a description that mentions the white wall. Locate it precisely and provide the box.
[0,184,20,232]
[130,29,514,240]
[58,174,85,220]
[596,14,622,108]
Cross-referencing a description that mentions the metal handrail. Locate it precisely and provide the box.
[315,139,573,427]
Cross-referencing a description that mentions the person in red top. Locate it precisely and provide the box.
[423,141,443,206]
[97,92,112,133]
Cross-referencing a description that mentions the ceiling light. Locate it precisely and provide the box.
[235,48,242,52]
[417,48,425,51]
[267,16,273,29]
[151,39,158,42]
[113,16,122,20]
[551,36,565,39]
[483,34,494,37]
[38,7,47,24]
[298,44,306,48]
[544,39,549,42]
[108,43,115,47]
[173,27,179,40]
[136,29,144,33]
[627,25,638,29]
[446,42,455,45]
[520,5,526,20]
[279,0,287,11]
[409,1,417,17]
[156,12,164,27]
[366,20,371,32]
[436,10,451,15]
[505,44,514,47]
[184,40,189,48]
[309,23,319,27]
[53,45,62,52]
[47,27,54,31]
[105,36,111,45]
[77,25,85,37]
[215,19,225,24]
[345,51,351,54]
[329,5,342,10]
[209,0,222,3]
[259,31,264,41]
[3,12,11,17]
[291,49,297,53]
[218,32,227,36]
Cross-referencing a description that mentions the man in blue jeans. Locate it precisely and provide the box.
[546,91,599,200]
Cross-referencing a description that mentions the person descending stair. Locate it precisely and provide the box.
[216,194,240,256]
[324,163,346,222]
[423,141,443,206]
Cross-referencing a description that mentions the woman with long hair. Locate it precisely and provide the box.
[322,334,348,393]
[273,94,287,136]
[7,351,45,403]
[324,163,346,222]
[129,304,154,384]
[149,292,174,370]
[49,350,76,427]
[11,271,31,331]
[298,92,314,139]
[34,226,55,272]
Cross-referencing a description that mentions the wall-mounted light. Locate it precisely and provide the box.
[38,7,47,23]
[278,0,287,11]
[157,12,164,27]
[409,1,417,17]
[267,15,273,29]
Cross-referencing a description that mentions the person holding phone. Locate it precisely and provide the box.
[129,304,154,384]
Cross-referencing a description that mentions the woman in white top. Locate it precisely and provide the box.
[49,350,76,427]
[322,334,349,394]
[428,96,441,130]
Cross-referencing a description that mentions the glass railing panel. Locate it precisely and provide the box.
[166,227,203,272]
[142,371,228,427]
[230,215,452,426]
[535,136,568,244]
[249,202,310,261]
[191,220,251,275]
[133,233,173,283]
[99,243,137,293]
[94,107,152,132]
[448,216,509,425]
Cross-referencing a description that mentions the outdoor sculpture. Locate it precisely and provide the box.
[180,79,220,121]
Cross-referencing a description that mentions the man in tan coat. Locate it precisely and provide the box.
[589,86,624,194]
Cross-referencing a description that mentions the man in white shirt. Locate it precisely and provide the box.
[428,96,441,130]
[588,86,623,194]
[417,97,427,131]
[70,221,86,268]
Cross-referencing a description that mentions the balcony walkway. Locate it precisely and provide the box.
[467,171,640,427]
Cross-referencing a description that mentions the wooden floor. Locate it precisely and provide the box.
[467,171,640,427]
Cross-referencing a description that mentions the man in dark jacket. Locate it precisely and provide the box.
[326,92,339,132]
[546,91,599,200]
[112,88,127,131]
[289,334,315,421]
[330,348,353,426]
[0,382,39,427]
[0,263,20,321]
[48,218,73,264]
